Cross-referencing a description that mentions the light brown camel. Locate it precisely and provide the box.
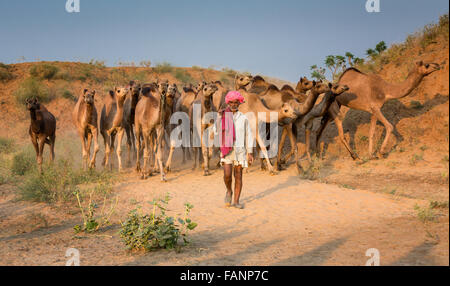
[122,80,141,166]
[26,97,56,173]
[234,74,254,91]
[100,86,130,171]
[236,87,299,174]
[258,81,328,169]
[189,82,219,175]
[294,83,350,164]
[315,61,440,159]
[72,89,100,170]
[134,83,168,181]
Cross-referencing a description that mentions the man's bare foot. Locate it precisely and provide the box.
[225,192,232,207]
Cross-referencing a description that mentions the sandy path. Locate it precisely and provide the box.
[3,157,447,266]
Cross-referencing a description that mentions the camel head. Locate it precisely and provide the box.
[141,82,159,98]
[114,86,130,104]
[202,82,218,98]
[167,83,178,106]
[279,102,297,123]
[83,89,96,105]
[311,81,331,94]
[157,81,169,96]
[415,61,440,76]
[25,97,40,111]
[329,83,350,95]
[296,77,314,93]
[129,81,142,97]
[235,74,253,89]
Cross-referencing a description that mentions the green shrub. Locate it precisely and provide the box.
[0,63,13,82]
[414,204,436,222]
[11,150,35,176]
[14,77,51,104]
[139,60,152,68]
[0,137,14,154]
[18,159,113,203]
[174,69,194,84]
[29,64,59,80]
[120,194,197,252]
[153,62,174,74]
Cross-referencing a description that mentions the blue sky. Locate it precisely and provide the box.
[0,0,448,82]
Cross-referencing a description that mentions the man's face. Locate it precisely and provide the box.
[228,100,240,112]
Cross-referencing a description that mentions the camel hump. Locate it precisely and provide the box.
[339,67,365,81]
[281,85,294,92]
[141,83,157,96]
[267,84,279,92]
[252,75,266,83]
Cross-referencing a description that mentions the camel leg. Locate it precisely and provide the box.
[256,132,275,175]
[156,128,167,181]
[295,142,305,174]
[37,135,46,173]
[141,134,150,179]
[305,119,314,162]
[368,114,378,158]
[165,143,175,173]
[334,116,359,160]
[315,114,331,160]
[89,127,100,169]
[372,108,394,156]
[135,126,142,172]
[108,132,116,171]
[30,133,39,164]
[86,132,92,167]
[49,134,55,163]
[116,128,124,172]
[276,126,288,170]
[79,132,88,170]
[201,131,211,176]
[282,125,296,165]
[125,127,132,167]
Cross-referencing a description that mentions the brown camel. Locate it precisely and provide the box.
[134,83,169,181]
[72,89,100,170]
[236,87,299,174]
[189,82,219,175]
[258,81,328,169]
[315,61,440,159]
[122,80,141,166]
[100,86,130,171]
[26,97,56,173]
[294,83,350,163]
[234,74,254,91]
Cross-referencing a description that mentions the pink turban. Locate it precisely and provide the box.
[225,91,245,104]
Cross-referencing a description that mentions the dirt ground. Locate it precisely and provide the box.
[0,145,448,266]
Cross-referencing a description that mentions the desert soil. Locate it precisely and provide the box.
[0,149,448,266]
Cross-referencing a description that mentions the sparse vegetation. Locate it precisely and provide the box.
[0,63,13,82]
[139,60,152,68]
[11,149,35,175]
[29,64,59,80]
[0,137,14,154]
[414,204,436,222]
[14,77,51,104]
[153,62,174,74]
[429,200,449,209]
[410,100,423,109]
[409,153,424,166]
[120,194,197,252]
[174,69,194,84]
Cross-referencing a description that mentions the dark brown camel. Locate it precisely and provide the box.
[26,97,56,173]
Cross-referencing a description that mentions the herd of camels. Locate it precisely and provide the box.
[26,60,440,180]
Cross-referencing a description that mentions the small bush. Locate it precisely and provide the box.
[139,60,152,68]
[414,204,436,222]
[410,100,423,109]
[153,62,174,74]
[11,150,35,175]
[174,69,194,84]
[0,63,13,82]
[14,77,51,104]
[429,200,449,209]
[0,137,14,154]
[409,153,424,166]
[18,159,113,203]
[29,64,59,80]
[120,194,197,252]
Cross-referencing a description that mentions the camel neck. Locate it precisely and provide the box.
[85,102,93,123]
[386,70,424,99]
[29,109,37,121]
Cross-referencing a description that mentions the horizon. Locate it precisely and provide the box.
[0,0,448,82]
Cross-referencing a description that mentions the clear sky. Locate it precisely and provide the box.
[0,0,448,82]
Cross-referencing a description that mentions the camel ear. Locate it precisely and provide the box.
[92,90,96,96]
[312,80,316,86]
[416,61,423,67]
[83,89,88,95]
[328,82,333,88]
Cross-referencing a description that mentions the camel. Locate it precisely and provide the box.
[234,74,254,91]
[257,81,328,169]
[26,97,56,173]
[122,80,141,166]
[134,83,168,181]
[189,82,219,175]
[72,89,100,170]
[100,86,130,171]
[235,87,299,174]
[315,61,440,159]
[293,83,350,163]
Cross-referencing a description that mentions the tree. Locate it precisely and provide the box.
[375,41,387,54]
[325,55,346,82]
[310,65,326,81]
[345,52,354,66]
